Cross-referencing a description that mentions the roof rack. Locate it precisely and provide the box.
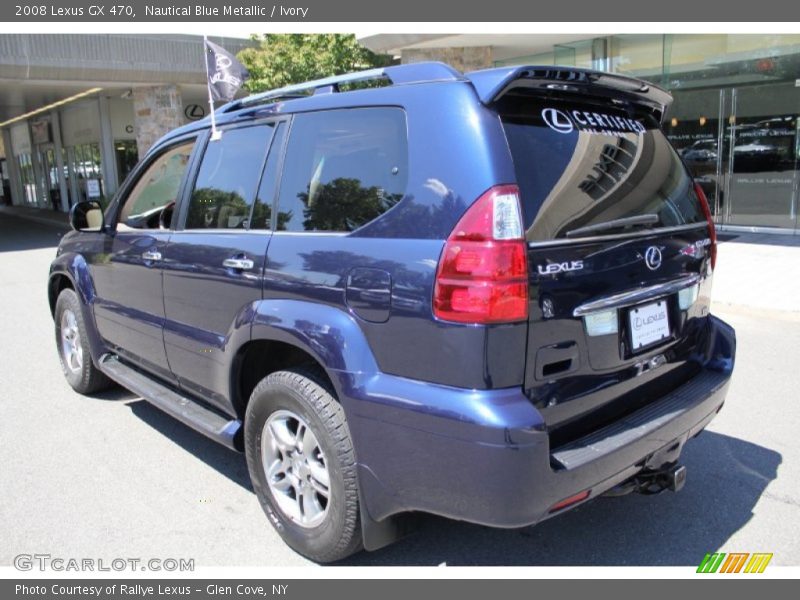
[221,61,462,113]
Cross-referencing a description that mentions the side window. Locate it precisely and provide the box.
[276,108,408,232]
[185,124,274,230]
[117,141,195,230]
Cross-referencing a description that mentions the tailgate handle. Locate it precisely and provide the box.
[535,342,579,380]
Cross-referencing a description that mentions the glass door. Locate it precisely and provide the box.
[665,88,726,222]
[723,83,800,230]
[38,146,62,210]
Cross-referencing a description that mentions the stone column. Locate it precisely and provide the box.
[132,85,184,159]
[401,46,494,72]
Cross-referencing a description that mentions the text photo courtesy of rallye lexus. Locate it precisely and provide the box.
[48,62,735,562]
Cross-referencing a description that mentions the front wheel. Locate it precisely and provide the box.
[54,288,113,394]
[244,369,363,563]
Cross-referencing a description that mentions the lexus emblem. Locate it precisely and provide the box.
[644,246,663,271]
[541,108,574,134]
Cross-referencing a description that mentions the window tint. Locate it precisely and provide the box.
[277,108,408,232]
[497,94,705,241]
[185,124,274,230]
[118,141,194,230]
[250,122,286,230]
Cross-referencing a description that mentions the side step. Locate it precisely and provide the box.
[98,355,242,451]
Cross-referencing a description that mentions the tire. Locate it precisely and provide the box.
[244,368,363,563]
[54,288,113,395]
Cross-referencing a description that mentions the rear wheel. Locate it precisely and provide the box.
[54,288,113,394]
[244,369,363,563]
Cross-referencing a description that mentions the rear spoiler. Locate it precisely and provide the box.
[466,66,673,124]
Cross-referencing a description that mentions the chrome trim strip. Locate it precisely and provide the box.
[573,274,701,317]
[170,229,348,236]
[172,229,269,235]
[527,223,707,249]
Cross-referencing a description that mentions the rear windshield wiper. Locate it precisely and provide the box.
[565,214,660,238]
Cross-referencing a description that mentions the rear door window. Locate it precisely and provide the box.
[276,108,408,232]
[184,124,274,230]
[497,95,705,241]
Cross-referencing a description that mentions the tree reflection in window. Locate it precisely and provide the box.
[251,200,293,231]
[277,108,409,233]
[185,124,273,230]
[186,187,250,229]
[294,178,403,232]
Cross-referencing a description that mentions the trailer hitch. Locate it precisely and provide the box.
[603,463,687,497]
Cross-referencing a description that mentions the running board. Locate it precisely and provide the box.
[98,355,242,451]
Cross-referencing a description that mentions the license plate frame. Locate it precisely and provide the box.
[628,300,670,352]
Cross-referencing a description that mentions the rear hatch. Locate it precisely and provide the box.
[494,86,716,452]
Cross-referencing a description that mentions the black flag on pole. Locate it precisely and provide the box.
[205,39,249,102]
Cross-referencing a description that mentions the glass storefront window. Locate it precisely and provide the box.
[609,34,666,84]
[114,140,139,184]
[494,51,554,67]
[67,142,105,205]
[16,153,37,205]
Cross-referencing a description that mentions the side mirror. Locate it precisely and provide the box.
[69,201,105,232]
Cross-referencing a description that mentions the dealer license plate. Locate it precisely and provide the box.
[629,300,670,350]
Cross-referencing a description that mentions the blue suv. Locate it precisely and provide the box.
[49,63,735,562]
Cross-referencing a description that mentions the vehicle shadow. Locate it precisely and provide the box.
[340,431,780,566]
[126,399,252,491]
[91,386,139,402]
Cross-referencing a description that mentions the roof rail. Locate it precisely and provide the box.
[221,61,462,113]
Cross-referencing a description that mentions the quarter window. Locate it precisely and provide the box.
[277,108,408,232]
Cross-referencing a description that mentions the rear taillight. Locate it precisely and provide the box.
[433,185,529,324]
[694,182,717,269]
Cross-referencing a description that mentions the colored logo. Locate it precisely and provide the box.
[696,552,773,573]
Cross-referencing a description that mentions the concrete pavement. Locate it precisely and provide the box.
[713,232,800,315]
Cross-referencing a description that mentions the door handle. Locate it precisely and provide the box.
[142,249,162,262]
[222,257,255,270]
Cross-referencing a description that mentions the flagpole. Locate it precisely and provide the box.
[203,35,221,141]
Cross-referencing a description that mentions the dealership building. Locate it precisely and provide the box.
[0,34,252,212]
[2,33,799,234]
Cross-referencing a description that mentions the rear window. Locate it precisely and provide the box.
[497,94,705,241]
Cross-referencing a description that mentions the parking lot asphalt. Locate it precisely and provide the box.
[0,211,798,567]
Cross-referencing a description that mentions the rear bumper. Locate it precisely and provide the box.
[337,315,735,528]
